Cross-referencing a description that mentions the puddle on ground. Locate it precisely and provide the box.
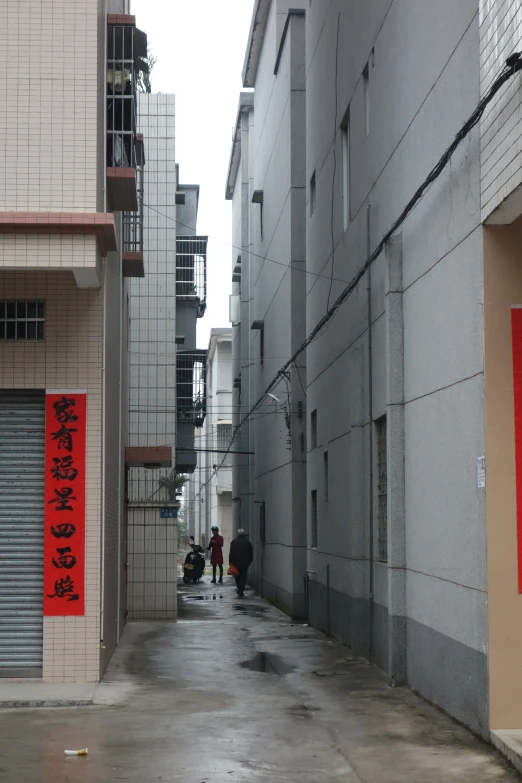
[233,603,269,615]
[239,652,294,675]
[181,594,224,602]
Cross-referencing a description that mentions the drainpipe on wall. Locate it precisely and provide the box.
[116,219,123,643]
[100,0,108,648]
[100,256,107,647]
[367,202,374,664]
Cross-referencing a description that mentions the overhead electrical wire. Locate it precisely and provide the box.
[143,204,353,285]
[185,51,522,504]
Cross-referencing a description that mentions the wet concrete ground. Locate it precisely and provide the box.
[0,578,518,782]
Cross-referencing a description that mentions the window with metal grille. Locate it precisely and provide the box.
[176,236,208,316]
[376,415,388,562]
[0,301,45,341]
[311,489,318,549]
[217,423,233,466]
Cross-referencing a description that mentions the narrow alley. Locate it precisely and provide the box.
[0,579,517,783]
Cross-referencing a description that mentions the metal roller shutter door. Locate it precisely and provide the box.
[0,391,45,677]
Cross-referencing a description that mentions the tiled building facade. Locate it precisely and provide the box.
[0,0,152,683]
[127,94,178,621]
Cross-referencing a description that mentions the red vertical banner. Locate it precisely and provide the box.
[44,393,86,616]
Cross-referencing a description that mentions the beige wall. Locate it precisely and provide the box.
[0,270,102,682]
[484,218,522,728]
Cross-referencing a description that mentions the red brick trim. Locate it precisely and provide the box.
[107,14,135,25]
[0,212,117,256]
[125,447,172,468]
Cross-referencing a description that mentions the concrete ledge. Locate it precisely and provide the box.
[491,730,522,775]
[0,683,96,708]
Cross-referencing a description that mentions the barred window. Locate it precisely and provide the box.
[0,301,45,341]
[376,415,388,563]
[217,423,233,466]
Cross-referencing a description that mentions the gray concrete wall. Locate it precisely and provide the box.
[235,106,255,541]
[305,0,487,735]
[233,3,307,618]
[176,186,199,235]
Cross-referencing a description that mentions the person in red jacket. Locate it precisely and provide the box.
[208,526,224,584]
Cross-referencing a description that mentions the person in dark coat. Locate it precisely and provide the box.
[208,525,224,583]
[229,528,253,597]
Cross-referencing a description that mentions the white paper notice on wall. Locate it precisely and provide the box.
[477,456,486,489]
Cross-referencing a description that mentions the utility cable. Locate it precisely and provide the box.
[143,204,352,286]
[190,51,522,502]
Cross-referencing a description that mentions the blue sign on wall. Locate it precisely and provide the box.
[160,507,178,519]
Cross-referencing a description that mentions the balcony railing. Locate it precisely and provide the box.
[106,18,147,211]
[176,236,208,317]
[176,350,207,428]
[123,157,144,251]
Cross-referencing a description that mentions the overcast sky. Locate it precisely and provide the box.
[131,0,255,348]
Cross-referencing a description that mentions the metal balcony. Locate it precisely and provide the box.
[122,138,145,277]
[106,16,147,211]
[176,236,208,318]
[176,350,207,428]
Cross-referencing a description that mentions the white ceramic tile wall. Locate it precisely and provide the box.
[127,509,177,620]
[480,0,522,220]
[126,95,178,618]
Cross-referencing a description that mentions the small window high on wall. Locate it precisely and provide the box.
[0,301,45,341]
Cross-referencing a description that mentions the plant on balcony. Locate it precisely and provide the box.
[158,471,187,501]
[137,44,157,94]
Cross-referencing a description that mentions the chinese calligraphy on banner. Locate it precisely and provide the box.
[44,393,86,616]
